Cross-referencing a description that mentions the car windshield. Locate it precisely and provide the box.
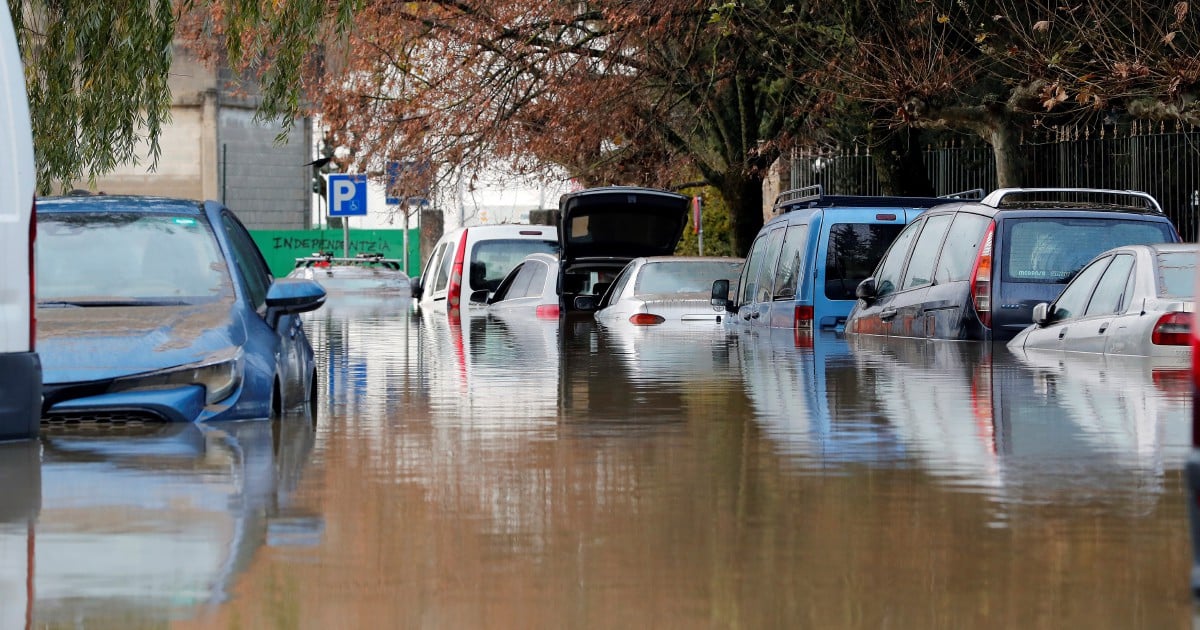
[1003,218,1175,284]
[1157,252,1195,298]
[470,239,558,292]
[634,260,744,295]
[825,223,905,300]
[37,213,232,304]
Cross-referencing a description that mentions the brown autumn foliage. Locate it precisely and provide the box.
[179,0,805,255]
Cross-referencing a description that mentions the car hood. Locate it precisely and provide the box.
[559,187,689,262]
[38,301,243,384]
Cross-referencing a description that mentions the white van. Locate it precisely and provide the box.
[413,224,558,319]
[0,3,39,441]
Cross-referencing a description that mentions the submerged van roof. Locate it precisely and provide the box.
[772,185,982,215]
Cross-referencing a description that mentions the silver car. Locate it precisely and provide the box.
[1007,243,1196,357]
[594,256,744,327]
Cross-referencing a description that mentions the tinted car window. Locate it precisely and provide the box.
[221,213,272,311]
[599,263,634,308]
[1052,256,1111,320]
[739,234,771,305]
[38,213,231,304]
[773,225,809,300]
[470,239,557,292]
[1157,252,1195,298]
[901,214,952,290]
[523,260,548,298]
[933,212,991,283]
[1084,254,1135,316]
[1003,218,1173,284]
[873,219,922,298]
[505,261,539,298]
[754,228,786,302]
[826,223,905,300]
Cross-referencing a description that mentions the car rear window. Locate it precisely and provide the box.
[1002,218,1175,284]
[825,223,904,300]
[1157,251,1195,298]
[471,239,557,292]
[37,213,231,303]
[633,260,744,295]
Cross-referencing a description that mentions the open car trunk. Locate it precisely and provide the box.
[558,187,690,312]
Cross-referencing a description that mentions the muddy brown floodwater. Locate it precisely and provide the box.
[0,294,1194,628]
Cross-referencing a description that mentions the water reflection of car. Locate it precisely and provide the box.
[847,188,1180,341]
[287,252,411,295]
[846,335,1188,501]
[1008,243,1194,357]
[734,327,909,464]
[36,195,327,423]
[0,419,319,625]
[594,256,743,327]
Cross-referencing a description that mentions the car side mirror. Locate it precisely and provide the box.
[855,277,877,302]
[574,295,597,312]
[1032,302,1050,326]
[410,275,423,299]
[469,289,490,304]
[266,279,326,314]
[711,279,735,313]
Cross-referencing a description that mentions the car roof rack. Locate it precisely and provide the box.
[979,188,1164,213]
[293,253,403,270]
[772,184,977,214]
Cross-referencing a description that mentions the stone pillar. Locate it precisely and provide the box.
[200,89,219,202]
[528,209,560,226]
[418,208,443,275]
[762,155,791,221]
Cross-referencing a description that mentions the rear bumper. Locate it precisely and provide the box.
[0,351,41,441]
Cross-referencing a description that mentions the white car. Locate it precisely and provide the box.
[1008,243,1196,357]
[412,224,558,319]
[0,2,39,441]
[594,256,744,327]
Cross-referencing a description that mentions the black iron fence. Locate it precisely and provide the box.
[787,122,1200,240]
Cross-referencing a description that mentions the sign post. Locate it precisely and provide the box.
[328,173,368,257]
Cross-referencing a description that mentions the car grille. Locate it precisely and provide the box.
[41,410,168,429]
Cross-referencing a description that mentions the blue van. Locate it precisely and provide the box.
[712,185,977,340]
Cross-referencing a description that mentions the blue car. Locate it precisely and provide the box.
[36,195,326,423]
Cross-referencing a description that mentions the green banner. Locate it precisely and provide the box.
[250,229,421,279]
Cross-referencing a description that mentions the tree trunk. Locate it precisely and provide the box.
[716,172,766,257]
[989,118,1025,188]
[870,125,935,196]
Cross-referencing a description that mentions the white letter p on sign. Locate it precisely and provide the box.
[331,179,356,211]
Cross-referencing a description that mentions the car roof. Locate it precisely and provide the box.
[944,188,1168,217]
[636,255,744,263]
[37,194,206,215]
[771,185,977,215]
[1110,242,1200,256]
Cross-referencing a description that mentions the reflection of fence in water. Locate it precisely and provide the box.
[788,121,1200,241]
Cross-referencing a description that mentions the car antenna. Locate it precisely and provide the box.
[1140,297,1146,316]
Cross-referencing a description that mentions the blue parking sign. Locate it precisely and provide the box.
[328,173,368,217]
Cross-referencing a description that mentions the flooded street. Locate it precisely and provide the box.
[2,295,1195,628]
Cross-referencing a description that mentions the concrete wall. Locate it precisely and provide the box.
[84,45,313,230]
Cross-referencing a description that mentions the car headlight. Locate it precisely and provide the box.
[112,350,244,405]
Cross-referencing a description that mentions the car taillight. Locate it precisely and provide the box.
[629,313,665,326]
[1152,312,1190,346]
[535,304,560,319]
[793,304,814,347]
[969,221,995,330]
[28,197,35,350]
[447,230,469,318]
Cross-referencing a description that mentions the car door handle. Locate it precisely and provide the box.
[880,308,897,321]
[751,310,761,320]
[1098,322,1109,334]
[1058,328,1067,339]
[741,310,752,321]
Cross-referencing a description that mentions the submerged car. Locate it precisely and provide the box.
[485,186,691,318]
[287,252,411,294]
[36,195,327,423]
[846,188,1180,341]
[1008,243,1195,357]
[594,256,744,327]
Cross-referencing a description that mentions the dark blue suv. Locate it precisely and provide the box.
[846,188,1180,341]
